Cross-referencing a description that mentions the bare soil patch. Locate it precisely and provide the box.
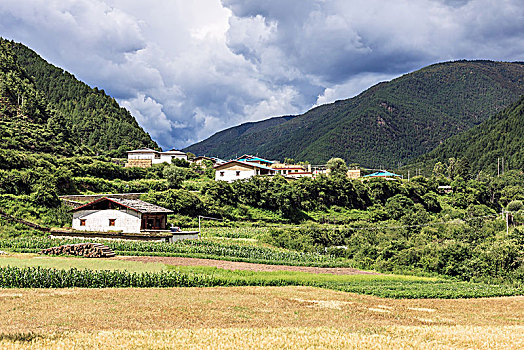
[115,255,378,275]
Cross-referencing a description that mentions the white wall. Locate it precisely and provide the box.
[156,153,188,164]
[128,153,156,160]
[216,169,256,182]
[72,209,142,233]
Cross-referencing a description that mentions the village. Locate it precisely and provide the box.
[44,147,408,243]
[124,147,401,181]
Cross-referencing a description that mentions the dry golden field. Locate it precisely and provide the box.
[1,286,523,349]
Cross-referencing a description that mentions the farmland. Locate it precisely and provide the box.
[0,253,165,272]
[0,287,522,349]
[0,253,522,298]
[0,236,348,267]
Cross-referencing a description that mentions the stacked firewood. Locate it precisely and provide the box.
[40,243,116,258]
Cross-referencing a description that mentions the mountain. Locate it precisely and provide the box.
[184,60,524,167]
[0,39,81,155]
[185,115,296,157]
[1,37,158,156]
[412,95,524,176]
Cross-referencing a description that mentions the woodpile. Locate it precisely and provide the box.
[40,243,116,258]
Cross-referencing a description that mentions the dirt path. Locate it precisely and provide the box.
[115,256,378,275]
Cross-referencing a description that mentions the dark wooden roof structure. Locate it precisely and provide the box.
[72,197,173,214]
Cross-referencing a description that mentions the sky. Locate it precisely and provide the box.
[0,0,523,150]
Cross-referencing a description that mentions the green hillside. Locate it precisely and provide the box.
[184,61,524,167]
[1,37,158,156]
[0,39,82,155]
[186,115,296,158]
[412,95,524,175]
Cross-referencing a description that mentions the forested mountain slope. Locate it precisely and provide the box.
[0,39,82,155]
[184,61,524,167]
[185,115,296,157]
[412,95,524,175]
[1,37,158,156]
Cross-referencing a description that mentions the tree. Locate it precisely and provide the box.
[385,194,415,220]
[163,165,187,189]
[326,158,348,178]
[455,158,471,179]
[447,158,457,179]
[433,162,446,177]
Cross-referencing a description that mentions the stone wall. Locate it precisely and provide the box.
[125,159,153,168]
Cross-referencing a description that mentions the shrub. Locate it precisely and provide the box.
[507,200,523,212]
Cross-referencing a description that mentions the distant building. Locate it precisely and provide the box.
[438,185,453,194]
[362,170,402,180]
[236,155,275,167]
[125,148,187,168]
[191,156,225,167]
[347,169,361,179]
[215,160,276,182]
[72,197,173,234]
[271,163,313,178]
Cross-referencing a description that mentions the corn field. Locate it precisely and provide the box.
[0,266,303,288]
[0,237,347,267]
[0,266,214,288]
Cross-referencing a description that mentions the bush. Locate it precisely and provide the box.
[507,200,523,212]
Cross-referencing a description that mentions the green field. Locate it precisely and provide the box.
[0,253,521,298]
[0,254,165,273]
[169,265,524,299]
[0,237,349,267]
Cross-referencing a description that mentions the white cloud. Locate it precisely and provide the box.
[314,73,397,107]
[0,0,522,151]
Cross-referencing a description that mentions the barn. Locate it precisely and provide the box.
[71,197,173,234]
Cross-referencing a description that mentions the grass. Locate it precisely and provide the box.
[201,226,270,239]
[0,254,166,273]
[0,287,522,349]
[169,265,524,299]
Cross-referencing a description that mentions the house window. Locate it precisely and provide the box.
[109,219,116,226]
[154,153,161,159]
[80,219,86,226]
[236,171,241,176]
[220,171,224,177]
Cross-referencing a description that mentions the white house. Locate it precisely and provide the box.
[271,163,313,178]
[125,148,187,168]
[72,197,173,234]
[214,160,276,182]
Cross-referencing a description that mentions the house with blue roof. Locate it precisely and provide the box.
[235,155,275,166]
[363,170,402,180]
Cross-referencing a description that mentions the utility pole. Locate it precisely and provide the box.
[506,211,509,235]
[408,170,410,181]
[497,157,500,177]
[198,215,201,239]
[502,157,504,175]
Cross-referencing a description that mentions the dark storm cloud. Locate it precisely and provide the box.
[0,0,522,150]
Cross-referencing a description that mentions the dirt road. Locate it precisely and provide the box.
[116,255,378,275]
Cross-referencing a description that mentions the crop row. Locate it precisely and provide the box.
[0,237,347,267]
[0,266,300,289]
[0,266,213,288]
[1,265,522,298]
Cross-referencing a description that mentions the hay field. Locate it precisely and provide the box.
[1,286,522,349]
